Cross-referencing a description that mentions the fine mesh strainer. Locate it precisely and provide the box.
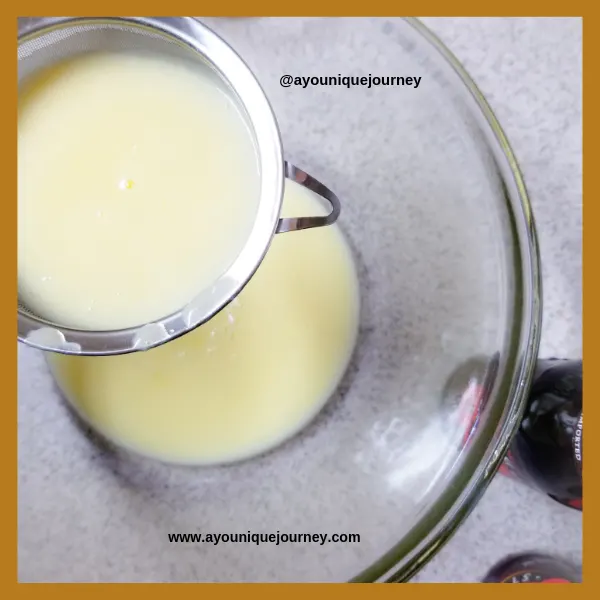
[17,16,341,356]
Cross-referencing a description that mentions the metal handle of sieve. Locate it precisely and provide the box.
[276,162,341,233]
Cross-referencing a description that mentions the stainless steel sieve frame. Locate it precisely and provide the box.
[17,17,341,356]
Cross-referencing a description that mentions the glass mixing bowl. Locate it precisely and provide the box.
[17,17,541,582]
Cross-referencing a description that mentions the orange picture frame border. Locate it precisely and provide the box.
[7,5,591,596]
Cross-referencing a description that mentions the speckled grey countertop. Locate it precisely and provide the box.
[413,17,582,582]
[17,17,582,583]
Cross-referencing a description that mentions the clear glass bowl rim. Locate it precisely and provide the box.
[351,17,543,583]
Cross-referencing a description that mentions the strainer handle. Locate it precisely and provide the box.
[276,162,341,233]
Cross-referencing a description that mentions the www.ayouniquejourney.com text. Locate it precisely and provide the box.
[168,531,360,546]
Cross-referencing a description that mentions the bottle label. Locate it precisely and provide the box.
[458,381,484,447]
[550,495,582,510]
[501,571,571,583]
[442,354,500,449]
[499,448,522,480]
[573,413,582,475]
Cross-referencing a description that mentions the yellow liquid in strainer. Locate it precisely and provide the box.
[18,51,260,330]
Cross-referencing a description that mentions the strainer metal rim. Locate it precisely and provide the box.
[18,16,285,356]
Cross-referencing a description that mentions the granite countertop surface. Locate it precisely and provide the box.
[17,17,582,583]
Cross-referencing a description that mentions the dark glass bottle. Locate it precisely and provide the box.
[482,553,581,583]
[499,359,582,510]
[442,356,582,510]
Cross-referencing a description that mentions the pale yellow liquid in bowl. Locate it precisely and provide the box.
[18,51,260,330]
[48,181,360,465]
